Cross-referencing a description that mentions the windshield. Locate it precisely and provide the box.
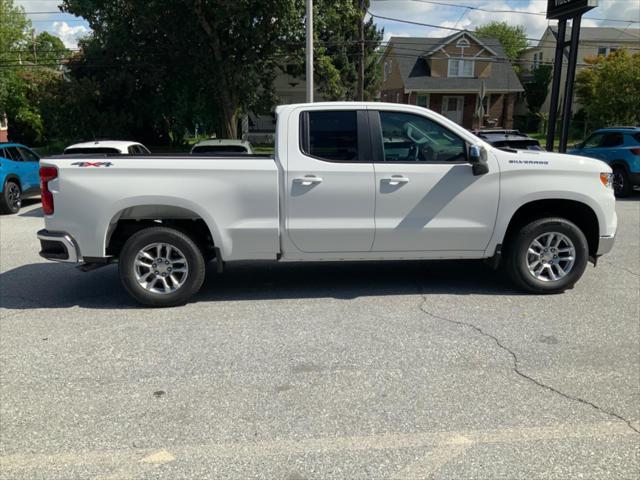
[192,145,248,154]
[64,147,121,154]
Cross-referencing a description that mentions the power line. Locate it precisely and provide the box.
[396,0,640,24]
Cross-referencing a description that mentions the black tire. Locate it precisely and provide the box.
[505,217,589,294]
[612,166,632,198]
[0,181,21,214]
[119,227,206,307]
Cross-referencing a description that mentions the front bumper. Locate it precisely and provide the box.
[37,229,80,263]
[597,235,615,256]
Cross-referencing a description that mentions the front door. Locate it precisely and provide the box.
[442,96,464,125]
[285,108,375,253]
[370,109,499,252]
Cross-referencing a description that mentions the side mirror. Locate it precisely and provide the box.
[469,144,489,176]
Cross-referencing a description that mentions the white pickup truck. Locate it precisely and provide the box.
[37,102,616,307]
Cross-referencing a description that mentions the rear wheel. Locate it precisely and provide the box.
[505,217,588,294]
[612,166,632,198]
[0,181,21,215]
[119,227,206,307]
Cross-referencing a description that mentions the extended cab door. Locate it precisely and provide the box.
[369,108,499,252]
[285,108,375,253]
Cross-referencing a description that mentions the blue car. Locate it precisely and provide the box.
[0,142,41,214]
[569,127,640,197]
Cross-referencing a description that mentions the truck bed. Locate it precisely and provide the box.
[40,155,280,261]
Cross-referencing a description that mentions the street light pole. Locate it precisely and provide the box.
[306,0,314,103]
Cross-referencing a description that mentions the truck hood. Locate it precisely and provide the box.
[495,149,611,174]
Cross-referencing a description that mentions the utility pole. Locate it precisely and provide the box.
[356,0,365,101]
[306,0,314,103]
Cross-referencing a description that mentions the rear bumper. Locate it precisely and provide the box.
[37,229,80,263]
[597,235,615,256]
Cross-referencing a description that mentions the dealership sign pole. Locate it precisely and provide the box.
[545,0,597,152]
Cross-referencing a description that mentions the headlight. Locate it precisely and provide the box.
[600,172,613,189]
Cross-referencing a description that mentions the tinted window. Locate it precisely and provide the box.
[192,145,248,154]
[64,148,120,155]
[601,133,624,148]
[378,111,466,163]
[303,111,359,162]
[18,147,39,162]
[632,133,640,143]
[4,147,23,161]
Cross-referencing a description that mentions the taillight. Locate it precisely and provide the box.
[630,148,640,156]
[40,166,58,215]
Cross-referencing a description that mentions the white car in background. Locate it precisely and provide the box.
[63,141,151,155]
[191,139,253,154]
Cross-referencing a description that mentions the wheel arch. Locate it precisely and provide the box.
[501,199,600,257]
[2,174,21,190]
[104,202,223,260]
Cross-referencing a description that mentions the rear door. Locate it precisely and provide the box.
[597,132,624,163]
[17,147,40,191]
[369,108,499,252]
[285,108,375,253]
[2,147,26,188]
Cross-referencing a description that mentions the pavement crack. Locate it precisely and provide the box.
[416,283,640,435]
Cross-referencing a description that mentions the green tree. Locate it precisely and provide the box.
[24,31,69,66]
[523,64,552,113]
[475,21,527,63]
[575,49,640,127]
[60,0,383,141]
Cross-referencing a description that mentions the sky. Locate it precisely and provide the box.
[15,0,640,49]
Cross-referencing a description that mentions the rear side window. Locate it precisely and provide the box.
[601,133,624,148]
[3,147,22,161]
[18,147,39,162]
[631,133,640,143]
[301,111,359,162]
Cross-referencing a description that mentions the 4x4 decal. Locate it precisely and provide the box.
[71,161,114,167]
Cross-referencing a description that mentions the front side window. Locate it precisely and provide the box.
[377,111,467,163]
[448,59,474,77]
[583,133,604,149]
[302,111,359,162]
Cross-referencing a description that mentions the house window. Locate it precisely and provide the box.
[448,59,474,77]
[416,94,429,108]
[532,52,540,69]
[481,94,491,115]
[597,46,618,57]
[383,60,391,81]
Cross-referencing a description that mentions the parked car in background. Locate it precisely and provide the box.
[568,127,640,197]
[0,142,40,214]
[64,140,151,155]
[191,139,253,154]
[472,129,543,151]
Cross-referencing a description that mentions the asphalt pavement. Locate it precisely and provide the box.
[1,196,639,479]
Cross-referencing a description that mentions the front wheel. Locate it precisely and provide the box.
[505,217,589,294]
[612,167,632,198]
[119,227,206,307]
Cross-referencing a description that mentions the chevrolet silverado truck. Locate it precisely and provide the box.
[37,102,617,307]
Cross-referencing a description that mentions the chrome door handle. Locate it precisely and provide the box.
[293,175,323,186]
[382,175,410,186]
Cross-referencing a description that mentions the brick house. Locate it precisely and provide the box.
[379,32,524,129]
[0,113,8,143]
